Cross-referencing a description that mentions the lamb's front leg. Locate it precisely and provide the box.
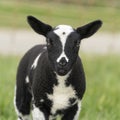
[32,104,49,120]
[62,103,81,120]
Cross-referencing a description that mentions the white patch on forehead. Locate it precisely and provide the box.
[31,53,41,69]
[54,25,74,63]
[54,25,74,36]
[47,72,77,114]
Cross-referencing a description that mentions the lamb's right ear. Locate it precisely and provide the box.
[76,20,102,39]
[27,16,52,36]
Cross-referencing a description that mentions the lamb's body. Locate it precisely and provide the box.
[14,16,102,120]
[15,44,85,120]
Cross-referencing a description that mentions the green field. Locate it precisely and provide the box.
[0,54,120,120]
[0,0,120,119]
[0,0,120,31]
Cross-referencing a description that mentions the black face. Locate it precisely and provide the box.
[27,16,102,76]
[46,30,81,76]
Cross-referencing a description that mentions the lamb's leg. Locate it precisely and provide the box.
[62,103,81,120]
[32,104,49,120]
[14,81,32,120]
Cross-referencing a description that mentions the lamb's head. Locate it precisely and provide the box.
[27,16,102,76]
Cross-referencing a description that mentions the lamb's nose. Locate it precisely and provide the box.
[59,57,67,66]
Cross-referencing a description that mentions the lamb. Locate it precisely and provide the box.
[14,16,102,120]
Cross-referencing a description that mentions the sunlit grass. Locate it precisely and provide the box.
[80,54,120,120]
[0,55,19,120]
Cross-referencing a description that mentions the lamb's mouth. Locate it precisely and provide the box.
[57,68,68,76]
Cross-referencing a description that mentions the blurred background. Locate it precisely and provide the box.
[0,0,120,120]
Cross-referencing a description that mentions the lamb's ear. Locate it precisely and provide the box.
[76,20,102,39]
[27,16,52,36]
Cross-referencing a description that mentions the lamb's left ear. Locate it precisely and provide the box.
[76,20,102,39]
[27,16,52,36]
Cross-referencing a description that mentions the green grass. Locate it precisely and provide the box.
[0,0,120,31]
[0,55,19,120]
[0,54,120,119]
[80,54,120,120]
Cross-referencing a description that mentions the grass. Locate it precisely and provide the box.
[80,54,120,120]
[0,0,120,32]
[0,54,120,120]
[0,55,19,120]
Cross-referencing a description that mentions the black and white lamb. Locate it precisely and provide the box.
[14,16,102,120]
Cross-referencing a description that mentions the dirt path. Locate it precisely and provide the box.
[0,29,120,55]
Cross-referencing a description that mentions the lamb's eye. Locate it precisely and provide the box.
[47,38,53,46]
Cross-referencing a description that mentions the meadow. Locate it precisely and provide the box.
[0,0,120,119]
[0,54,120,120]
[0,0,120,31]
